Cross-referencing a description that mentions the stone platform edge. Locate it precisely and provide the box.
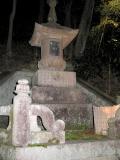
[0,140,120,160]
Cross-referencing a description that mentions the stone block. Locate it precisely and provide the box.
[32,70,76,87]
[32,86,90,104]
[93,105,120,135]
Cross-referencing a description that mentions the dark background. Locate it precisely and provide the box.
[0,0,94,41]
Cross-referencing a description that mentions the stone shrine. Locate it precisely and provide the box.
[30,0,93,128]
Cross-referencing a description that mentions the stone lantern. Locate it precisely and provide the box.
[29,0,93,129]
[29,0,78,71]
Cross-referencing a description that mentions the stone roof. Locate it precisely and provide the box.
[29,22,79,49]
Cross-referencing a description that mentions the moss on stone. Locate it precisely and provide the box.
[65,130,107,141]
[28,138,60,148]
[28,143,48,148]
[66,123,89,131]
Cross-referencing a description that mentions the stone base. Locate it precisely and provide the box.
[0,140,120,160]
[32,70,76,87]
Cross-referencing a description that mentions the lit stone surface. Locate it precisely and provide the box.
[108,107,120,139]
[33,70,76,87]
[93,105,120,135]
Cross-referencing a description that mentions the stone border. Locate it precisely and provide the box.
[0,140,120,160]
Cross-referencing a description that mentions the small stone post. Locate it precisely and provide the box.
[12,79,31,146]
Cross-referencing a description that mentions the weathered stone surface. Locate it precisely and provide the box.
[33,70,76,87]
[0,140,120,160]
[32,86,90,104]
[40,104,93,128]
[93,105,120,135]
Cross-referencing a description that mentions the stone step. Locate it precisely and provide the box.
[32,86,91,104]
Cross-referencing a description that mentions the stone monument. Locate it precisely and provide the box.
[30,0,93,128]
[30,0,78,72]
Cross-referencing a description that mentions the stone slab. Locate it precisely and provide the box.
[36,104,93,128]
[32,86,90,104]
[32,70,76,87]
[0,140,120,160]
[93,105,120,135]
